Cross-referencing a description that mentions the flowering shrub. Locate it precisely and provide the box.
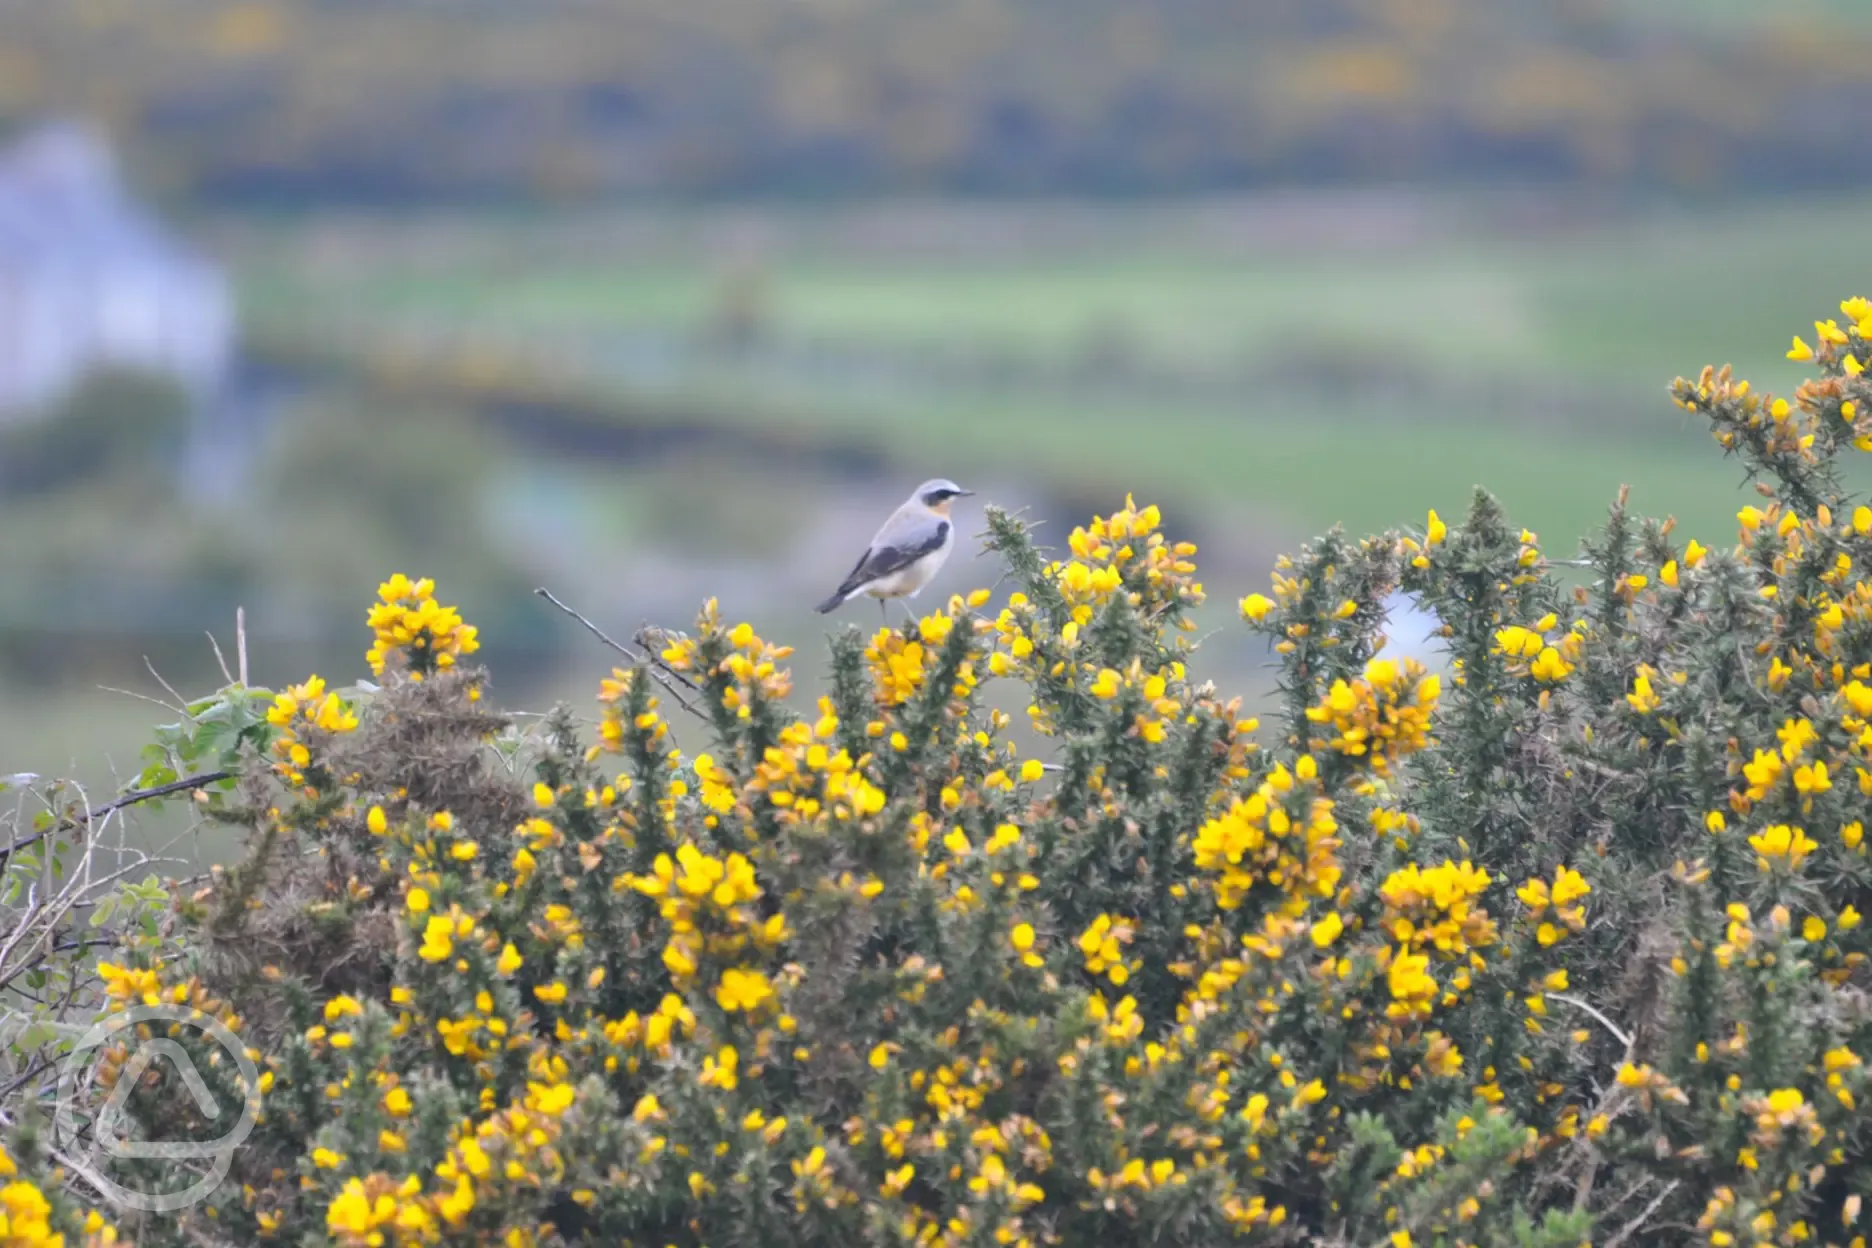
[25,302,1872,1245]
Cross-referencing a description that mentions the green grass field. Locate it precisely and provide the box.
[230,195,1872,555]
[218,195,1872,587]
[237,197,1864,386]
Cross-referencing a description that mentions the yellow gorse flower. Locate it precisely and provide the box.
[1305,657,1439,775]
[1748,823,1818,872]
[366,574,480,681]
[1192,759,1342,912]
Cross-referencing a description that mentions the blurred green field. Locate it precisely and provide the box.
[232,195,1872,553]
[239,198,1862,380]
[1618,0,1872,28]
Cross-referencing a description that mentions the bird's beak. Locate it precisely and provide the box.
[957,490,976,498]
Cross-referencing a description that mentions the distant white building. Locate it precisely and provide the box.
[0,119,232,420]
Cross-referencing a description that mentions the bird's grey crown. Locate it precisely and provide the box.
[915,477,967,505]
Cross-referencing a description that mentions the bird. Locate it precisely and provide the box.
[815,478,974,621]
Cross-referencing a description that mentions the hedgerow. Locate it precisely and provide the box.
[11,301,1872,1246]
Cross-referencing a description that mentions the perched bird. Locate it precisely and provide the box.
[815,478,974,619]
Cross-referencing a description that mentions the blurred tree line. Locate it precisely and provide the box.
[0,366,547,691]
[3,0,1870,202]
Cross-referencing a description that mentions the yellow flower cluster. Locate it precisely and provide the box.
[1371,862,1495,1028]
[1305,657,1440,775]
[1780,298,1872,444]
[1516,867,1591,947]
[94,961,246,1076]
[983,593,1040,678]
[0,1144,115,1246]
[1379,860,1496,956]
[748,718,886,825]
[1085,658,1187,745]
[1241,546,1401,653]
[327,1098,567,1246]
[1191,756,1341,912]
[1057,493,1204,619]
[365,574,481,681]
[659,600,796,718]
[865,610,969,707]
[1493,615,1582,685]
[0,1182,63,1248]
[1747,823,1819,872]
[1077,913,1138,986]
[95,959,164,1008]
[265,674,358,787]
[1730,713,1844,818]
[593,665,671,757]
[623,843,786,1013]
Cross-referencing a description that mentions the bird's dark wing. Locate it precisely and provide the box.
[834,519,950,596]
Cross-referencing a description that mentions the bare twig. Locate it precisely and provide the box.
[207,605,254,689]
[1550,992,1633,1049]
[0,1054,59,1105]
[1571,1011,1642,1212]
[206,629,234,686]
[533,587,707,725]
[1595,1175,1656,1222]
[94,685,184,714]
[74,772,233,828]
[534,587,639,661]
[46,1146,117,1213]
[1604,1180,1680,1248]
[141,656,188,712]
[0,771,232,870]
[628,625,702,692]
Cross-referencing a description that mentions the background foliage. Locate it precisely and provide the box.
[13,0,1872,794]
[8,0,1872,199]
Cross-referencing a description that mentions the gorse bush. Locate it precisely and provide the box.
[17,302,1872,1246]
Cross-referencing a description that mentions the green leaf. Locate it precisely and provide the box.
[132,763,179,791]
[194,720,228,758]
[12,1021,57,1054]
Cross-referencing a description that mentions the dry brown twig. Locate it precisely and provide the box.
[1603,1179,1681,1248]
[533,586,707,726]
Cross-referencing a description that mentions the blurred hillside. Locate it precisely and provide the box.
[7,0,1872,794]
[5,0,1872,201]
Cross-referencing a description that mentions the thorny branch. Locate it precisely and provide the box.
[534,586,708,727]
[1603,1180,1681,1248]
[1549,992,1634,1049]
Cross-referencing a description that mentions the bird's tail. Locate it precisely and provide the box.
[813,588,849,614]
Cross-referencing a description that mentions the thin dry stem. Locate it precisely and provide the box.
[534,586,707,726]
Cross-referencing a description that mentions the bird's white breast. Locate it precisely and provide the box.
[864,524,954,599]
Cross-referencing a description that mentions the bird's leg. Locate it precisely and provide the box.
[878,598,888,628]
[901,600,920,627]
